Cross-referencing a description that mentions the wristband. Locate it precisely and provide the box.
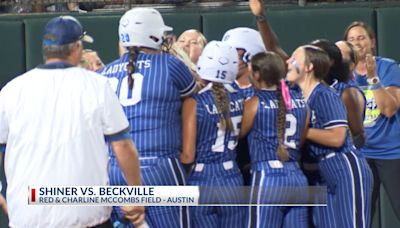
[182,162,194,175]
[255,14,266,22]
[367,76,380,85]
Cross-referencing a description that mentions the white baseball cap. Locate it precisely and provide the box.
[197,41,239,84]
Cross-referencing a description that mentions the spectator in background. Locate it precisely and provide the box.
[177,29,207,64]
[80,49,105,72]
[344,20,400,222]
[0,15,144,227]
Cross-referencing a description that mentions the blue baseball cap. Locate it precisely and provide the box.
[43,16,94,46]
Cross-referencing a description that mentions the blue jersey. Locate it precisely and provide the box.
[101,52,196,158]
[193,83,244,163]
[248,88,308,162]
[307,83,354,157]
[354,57,400,159]
[231,80,254,99]
[331,79,367,120]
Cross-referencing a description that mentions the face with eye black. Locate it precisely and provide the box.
[286,47,307,84]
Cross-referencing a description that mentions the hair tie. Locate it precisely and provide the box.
[280,80,292,110]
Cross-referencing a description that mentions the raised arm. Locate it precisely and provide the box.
[249,0,289,62]
[365,54,400,117]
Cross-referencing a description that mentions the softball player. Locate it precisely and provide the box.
[311,39,366,149]
[240,52,309,228]
[222,27,266,98]
[100,8,196,228]
[286,45,373,228]
[180,41,244,228]
[221,28,266,186]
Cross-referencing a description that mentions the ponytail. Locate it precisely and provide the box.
[127,47,139,90]
[211,83,233,132]
[276,82,289,162]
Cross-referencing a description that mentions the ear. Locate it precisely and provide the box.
[253,71,261,81]
[371,38,376,50]
[305,62,314,73]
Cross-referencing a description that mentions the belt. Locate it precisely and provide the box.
[317,152,336,161]
[194,160,234,172]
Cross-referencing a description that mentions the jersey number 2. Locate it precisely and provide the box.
[284,113,297,149]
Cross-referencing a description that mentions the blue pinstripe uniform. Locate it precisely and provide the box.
[230,81,253,186]
[231,80,255,99]
[188,83,245,228]
[330,79,366,120]
[306,83,373,228]
[101,52,196,228]
[246,88,309,228]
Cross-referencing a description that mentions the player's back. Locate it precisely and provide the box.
[101,52,195,158]
[248,88,307,162]
[193,84,244,164]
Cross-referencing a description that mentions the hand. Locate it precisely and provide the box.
[0,193,7,215]
[249,0,265,16]
[121,205,145,226]
[365,54,377,78]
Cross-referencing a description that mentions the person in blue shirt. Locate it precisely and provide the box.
[100,8,196,228]
[287,44,373,228]
[180,41,245,228]
[240,51,309,228]
[344,21,400,221]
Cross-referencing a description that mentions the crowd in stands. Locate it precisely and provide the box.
[0,0,371,14]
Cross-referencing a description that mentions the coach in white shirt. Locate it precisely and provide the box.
[0,16,144,227]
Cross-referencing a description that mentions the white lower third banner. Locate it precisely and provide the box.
[28,186,200,206]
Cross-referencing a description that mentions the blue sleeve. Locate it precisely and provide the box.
[104,127,131,142]
[169,56,196,97]
[315,92,348,129]
[0,144,5,153]
[377,57,400,87]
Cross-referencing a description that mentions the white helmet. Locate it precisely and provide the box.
[197,41,238,84]
[119,7,172,49]
[222,27,266,63]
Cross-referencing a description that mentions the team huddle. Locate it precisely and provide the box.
[0,0,400,227]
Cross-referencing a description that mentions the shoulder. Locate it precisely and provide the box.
[376,56,398,66]
[311,84,339,104]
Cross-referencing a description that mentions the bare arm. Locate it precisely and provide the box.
[366,54,400,117]
[180,98,197,164]
[112,139,141,186]
[307,126,347,148]
[239,96,259,139]
[341,88,365,141]
[111,139,144,226]
[0,153,6,214]
[249,0,289,62]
